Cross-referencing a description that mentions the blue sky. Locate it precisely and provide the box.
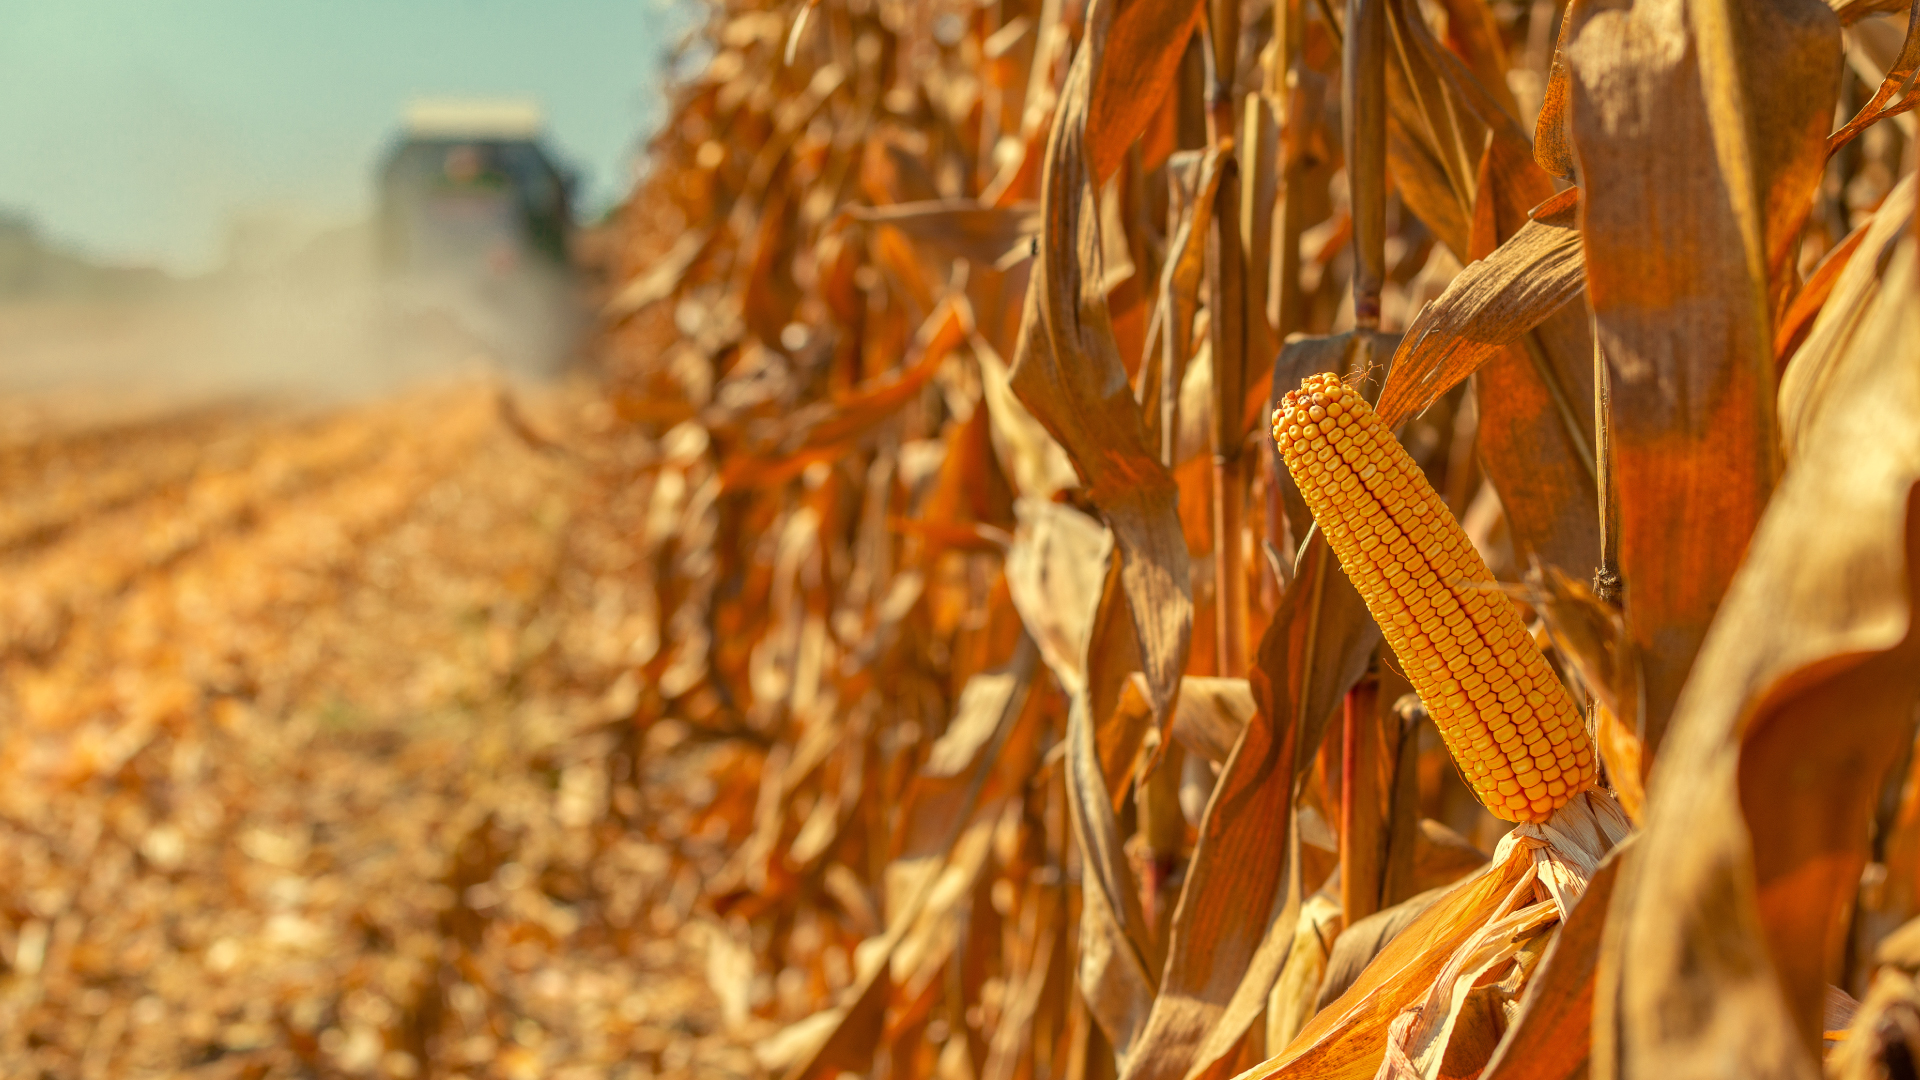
[0,0,697,272]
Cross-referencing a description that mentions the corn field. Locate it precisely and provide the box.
[596,0,1920,1078]
[1,0,1917,1078]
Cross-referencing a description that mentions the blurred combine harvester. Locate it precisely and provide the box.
[375,99,580,374]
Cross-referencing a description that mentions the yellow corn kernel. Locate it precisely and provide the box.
[1272,372,1596,823]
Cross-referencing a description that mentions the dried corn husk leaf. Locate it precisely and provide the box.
[1244,793,1629,1080]
[1377,795,1631,1079]
[1478,836,1634,1080]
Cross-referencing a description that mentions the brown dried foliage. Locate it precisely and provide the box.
[589,0,1920,1078]
[8,0,1920,1078]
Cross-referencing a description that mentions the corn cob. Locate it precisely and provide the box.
[1272,372,1595,822]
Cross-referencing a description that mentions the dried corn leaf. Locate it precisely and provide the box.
[1478,837,1633,1080]
[1369,7,1601,579]
[1118,537,1379,1080]
[723,298,972,489]
[1083,0,1205,184]
[1374,191,1583,433]
[1564,0,1839,756]
[1142,149,1224,465]
[1071,680,1164,1060]
[1007,498,1160,1058]
[976,331,1081,499]
[849,200,1043,267]
[1594,193,1920,1078]
[787,637,1044,1080]
[604,228,714,322]
[1170,676,1257,766]
[1827,0,1920,154]
[1266,892,1346,1052]
[1315,884,1454,1012]
[1533,1,1582,180]
[1011,8,1192,728]
[1779,174,1916,453]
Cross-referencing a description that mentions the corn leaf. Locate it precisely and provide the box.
[1011,0,1193,731]
[1117,535,1380,1080]
[1594,172,1920,1079]
[1563,0,1839,757]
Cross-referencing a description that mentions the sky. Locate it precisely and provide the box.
[0,0,699,273]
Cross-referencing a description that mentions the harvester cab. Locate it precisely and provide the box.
[375,99,580,374]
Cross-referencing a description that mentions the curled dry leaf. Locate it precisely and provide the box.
[1373,192,1583,434]
[1478,836,1634,1080]
[1010,0,1192,730]
[1826,0,1920,155]
[1532,0,1583,180]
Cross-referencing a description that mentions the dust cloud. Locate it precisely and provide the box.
[0,213,584,422]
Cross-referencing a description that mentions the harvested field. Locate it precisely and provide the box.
[10,0,1920,1077]
[0,383,754,1079]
